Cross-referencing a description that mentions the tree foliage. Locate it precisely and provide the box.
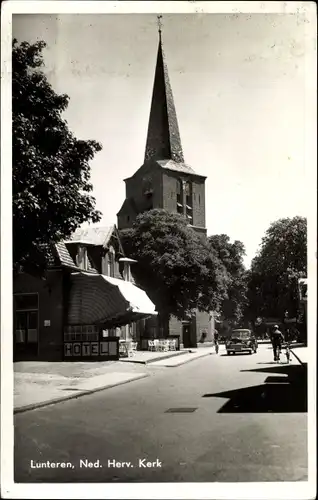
[247,216,307,319]
[207,234,248,325]
[13,39,102,274]
[119,210,229,320]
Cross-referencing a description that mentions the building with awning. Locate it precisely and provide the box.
[13,225,157,361]
[67,271,157,327]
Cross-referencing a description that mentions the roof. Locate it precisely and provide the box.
[65,225,116,247]
[55,242,77,268]
[156,159,198,175]
[144,34,184,164]
[117,197,137,216]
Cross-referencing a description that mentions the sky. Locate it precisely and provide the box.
[13,11,315,268]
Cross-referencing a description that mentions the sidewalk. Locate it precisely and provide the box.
[120,346,216,366]
[290,345,309,365]
[14,347,217,413]
[14,361,149,414]
[120,349,189,364]
[150,346,215,367]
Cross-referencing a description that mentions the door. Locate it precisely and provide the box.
[182,324,191,348]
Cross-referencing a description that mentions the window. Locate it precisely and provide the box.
[185,181,193,224]
[14,294,39,348]
[176,179,183,214]
[107,246,115,277]
[123,262,131,282]
[76,245,88,270]
[14,293,38,311]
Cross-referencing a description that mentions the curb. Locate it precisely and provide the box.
[290,349,306,367]
[124,350,191,365]
[14,373,149,415]
[153,350,215,368]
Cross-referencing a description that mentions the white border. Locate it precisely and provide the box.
[1,2,317,499]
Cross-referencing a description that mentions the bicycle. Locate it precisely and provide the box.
[283,342,291,364]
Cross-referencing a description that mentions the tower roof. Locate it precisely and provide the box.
[144,28,186,166]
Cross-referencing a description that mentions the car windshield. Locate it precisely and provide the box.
[231,330,251,340]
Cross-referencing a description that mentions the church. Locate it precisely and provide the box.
[117,25,214,348]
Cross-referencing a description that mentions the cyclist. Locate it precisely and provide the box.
[270,325,285,362]
[214,329,219,354]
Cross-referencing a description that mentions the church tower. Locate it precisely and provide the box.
[117,19,211,348]
[117,21,207,239]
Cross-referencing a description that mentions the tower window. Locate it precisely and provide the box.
[176,179,183,214]
[185,181,193,224]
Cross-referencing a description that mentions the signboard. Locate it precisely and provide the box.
[44,320,51,327]
[64,340,118,359]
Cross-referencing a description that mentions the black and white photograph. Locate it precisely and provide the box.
[1,1,316,499]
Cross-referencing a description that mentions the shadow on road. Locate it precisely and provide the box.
[203,364,307,413]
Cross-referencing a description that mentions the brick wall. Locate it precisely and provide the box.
[14,270,65,360]
[192,181,206,228]
[125,164,163,213]
[168,315,182,337]
[162,173,178,213]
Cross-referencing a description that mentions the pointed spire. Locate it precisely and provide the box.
[144,17,184,163]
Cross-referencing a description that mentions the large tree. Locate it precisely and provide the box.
[119,210,229,321]
[247,216,307,320]
[13,39,102,274]
[207,234,248,325]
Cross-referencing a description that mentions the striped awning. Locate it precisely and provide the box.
[67,272,157,327]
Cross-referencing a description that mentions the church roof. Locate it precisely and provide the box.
[117,197,138,216]
[144,31,189,169]
[156,159,197,175]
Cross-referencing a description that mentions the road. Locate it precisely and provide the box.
[14,344,307,483]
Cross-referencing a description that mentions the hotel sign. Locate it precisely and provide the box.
[64,341,118,358]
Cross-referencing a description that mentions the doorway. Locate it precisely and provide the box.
[182,323,191,348]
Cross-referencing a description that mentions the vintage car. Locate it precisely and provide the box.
[226,329,258,355]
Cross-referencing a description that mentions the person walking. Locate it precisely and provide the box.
[214,329,219,354]
[270,325,285,361]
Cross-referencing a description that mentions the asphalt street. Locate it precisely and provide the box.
[14,344,307,483]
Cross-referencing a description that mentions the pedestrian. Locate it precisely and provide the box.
[214,329,219,354]
[270,325,285,361]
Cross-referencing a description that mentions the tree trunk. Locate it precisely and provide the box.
[157,311,170,338]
